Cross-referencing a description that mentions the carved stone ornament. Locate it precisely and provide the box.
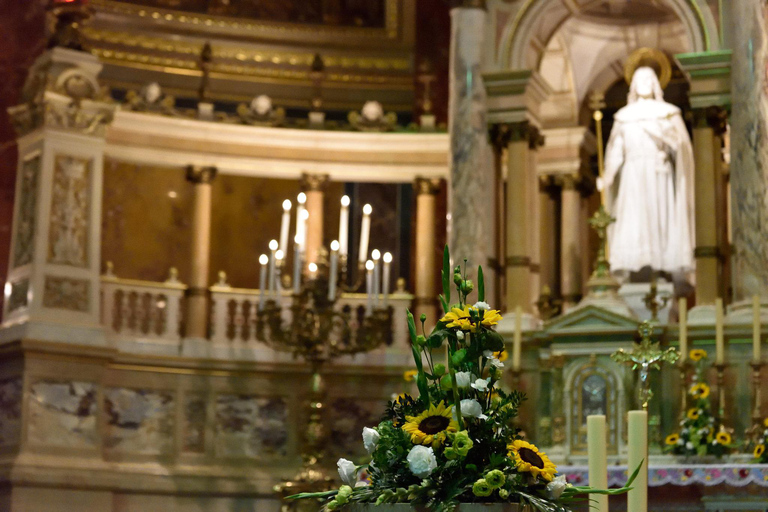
[48,155,91,268]
[235,94,285,126]
[348,101,397,132]
[124,82,178,116]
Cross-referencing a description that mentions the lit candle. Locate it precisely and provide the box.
[293,235,302,294]
[587,415,608,512]
[308,262,318,279]
[512,306,522,371]
[339,195,350,258]
[268,239,278,293]
[296,192,306,251]
[299,209,309,252]
[258,254,268,310]
[753,295,762,363]
[359,204,372,263]
[365,259,374,314]
[279,199,292,254]
[275,250,284,300]
[678,297,688,360]
[382,252,392,308]
[372,249,381,308]
[328,240,339,301]
[715,297,725,365]
[627,410,648,512]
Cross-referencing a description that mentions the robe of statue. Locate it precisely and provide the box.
[603,67,695,273]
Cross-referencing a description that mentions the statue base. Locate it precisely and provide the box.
[571,274,636,319]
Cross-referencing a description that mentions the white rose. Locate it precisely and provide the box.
[473,301,490,310]
[456,371,473,389]
[407,445,437,479]
[337,458,357,486]
[460,399,487,420]
[545,475,569,499]
[471,378,490,391]
[362,427,380,454]
[685,441,694,450]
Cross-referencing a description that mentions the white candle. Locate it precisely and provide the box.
[293,235,302,294]
[279,199,292,254]
[715,297,725,365]
[296,192,306,251]
[328,240,339,301]
[587,415,608,512]
[382,252,392,308]
[258,254,268,310]
[359,203,372,263]
[268,239,278,294]
[513,306,522,371]
[372,249,381,308]
[627,410,648,512]
[299,209,309,252]
[678,297,688,360]
[308,262,318,280]
[339,195,350,258]
[753,295,762,363]
[274,249,284,303]
[365,259,374,314]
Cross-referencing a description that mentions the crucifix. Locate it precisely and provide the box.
[611,321,680,410]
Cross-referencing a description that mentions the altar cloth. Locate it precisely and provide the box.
[557,464,768,487]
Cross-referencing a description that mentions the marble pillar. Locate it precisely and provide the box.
[560,175,583,309]
[302,173,328,268]
[449,2,494,283]
[539,176,558,296]
[729,0,768,308]
[185,166,217,340]
[528,132,543,309]
[413,178,441,324]
[505,123,532,313]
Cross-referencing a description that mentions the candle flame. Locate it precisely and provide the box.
[363,204,372,215]
[365,260,374,271]
[341,195,350,207]
[269,239,278,251]
[383,252,392,263]
[275,250,284,260]
[282,199,292,211]
[371,249,381,260]
[330,240,340,251]
[301,209,309,220]
[297,192,306,204]
[259,254,268,265]
[308,262,318,273]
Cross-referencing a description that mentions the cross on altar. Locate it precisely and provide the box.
[588,205,615,279]
[612,321,680,410]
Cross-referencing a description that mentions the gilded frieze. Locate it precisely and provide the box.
[13,155,40,268]
[43,276,90,312]
[48,155,91,268]
[28,381,98,448]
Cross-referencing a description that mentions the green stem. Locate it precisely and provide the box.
[447,337,463,429]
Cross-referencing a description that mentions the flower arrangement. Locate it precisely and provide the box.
[290,247,636,512]
[664,349,734,457]
[751,418,768,462]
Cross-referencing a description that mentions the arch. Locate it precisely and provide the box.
[498,0,719,71]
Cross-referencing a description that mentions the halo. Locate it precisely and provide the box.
[624,47,672,89]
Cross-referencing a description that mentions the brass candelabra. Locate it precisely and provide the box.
[745,361,765,447]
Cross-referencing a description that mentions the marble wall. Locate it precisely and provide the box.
[0,377,22,447]
[28,380,97,449]
[104,388,175,454]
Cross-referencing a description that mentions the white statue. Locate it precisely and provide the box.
[603,66,695,274]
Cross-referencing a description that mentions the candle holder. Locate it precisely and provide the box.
[714,363,727,420]
[677,358,690,422]
[744,361,765,447]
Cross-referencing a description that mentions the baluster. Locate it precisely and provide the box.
[149,293,161,336]
[211,294,228,343]
[103,283,115,333]
[116,289,128,333]
[165,291,181,340]
[232,299,244,342]
[247,299,258,343]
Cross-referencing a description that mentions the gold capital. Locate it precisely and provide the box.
[414,177,441,195]
[186,165,217,184]
[300,173,330,192]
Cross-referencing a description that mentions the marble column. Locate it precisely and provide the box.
[692,108,727,307]
[413,178,441,324]
[302,173,328,268]
[528,130,544,309]
[185,166,217,340]
[560,174,583,309]
[729,0,768,311]
[539,176,558,296]
[505,123,533,313]
[449,1,494,282]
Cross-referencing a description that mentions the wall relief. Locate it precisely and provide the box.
[13,155,40,268]
[43,276,90,312]
[48,155,91,267]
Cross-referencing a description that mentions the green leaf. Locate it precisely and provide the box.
[442,245,451,307]
[417,373,430,406]
[477,266,485,302]
[439,295,449,315]
[451,349,467,366]
[406,309,417,343]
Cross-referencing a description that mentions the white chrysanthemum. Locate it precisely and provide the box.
[471,378,490,391]
[545,475,569,500]
[456,371,473,389]
[407,445,437,479]
[473,301,490,310]
[362,427,380,454]
[460,399,488,420]
[337,458,357,486]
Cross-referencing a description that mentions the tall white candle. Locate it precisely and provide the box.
[293,235,302,294]
[678,297,688,360]
[299,209,309,252]
[328,240,339,301]
[627,410,648,512]
[753,295,762,363]
[268,239,278,294]
[382,252,392,308]
[274,249,284,303]
[715,297,725,365]
[359,204,372,263]
[258,254,268,310]
[365,259,374,315]
[296,192,306,251]
[279,199,292,254]
[339,195,350,258]
[372,249,381,308]
[512,306,522,371]
[587,415,608,512]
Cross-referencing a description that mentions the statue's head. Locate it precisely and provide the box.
[628,67,664,103]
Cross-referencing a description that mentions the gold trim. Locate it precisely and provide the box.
[624,47,673,89]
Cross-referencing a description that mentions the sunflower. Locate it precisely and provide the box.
[754,444,765,458]
[689,383,710,400]
[441,306,472,329]
[686,408,700,420]
[480,310,503,327]
[403,370,418,382]
[508,440,557,482]
[715,431,732,445]
[402,401,458,447]
[494,350,509,362]
[689,349,707,362]
[665,433,680,446]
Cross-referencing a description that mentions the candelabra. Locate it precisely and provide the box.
[714,363,727,420]
[745,361,764,446]
[676,358,690,422]
[643,274,670,322]
[269,248,393,507]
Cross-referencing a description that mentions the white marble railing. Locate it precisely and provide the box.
[101,266,186,346]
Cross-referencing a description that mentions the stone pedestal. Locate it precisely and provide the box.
[2,47,114,345]
[413,178,441,324]
[302,173,328,268]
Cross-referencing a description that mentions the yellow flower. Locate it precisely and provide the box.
[665,434,680,446]
[402,401,458,448]
[715,431,732,445]
[441,306,472,329]
[689,349,707,362]
[508,440,557,482]
[440,306,503,331]
[481,310,503,327]
[403,370,418,382]
[763,417,768,428]
[495,350,509,362]
[686,408,700,420]
[754,444,765,458]
[689,383,710,400]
